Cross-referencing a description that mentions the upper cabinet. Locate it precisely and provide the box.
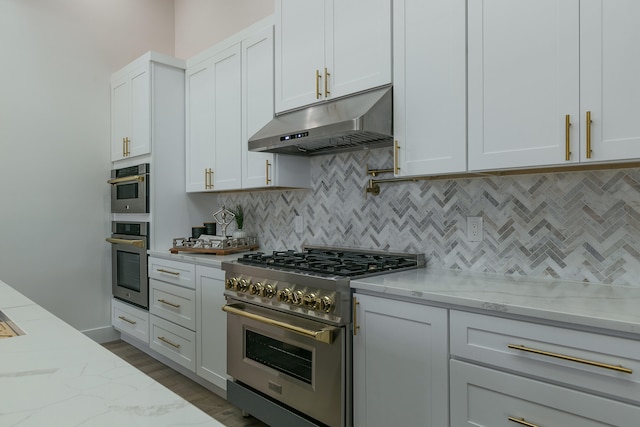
[274,0,392,113]
[111,53,185,162]
[468,0,640,171]
[185,19,310,193]
[393,0,466,177]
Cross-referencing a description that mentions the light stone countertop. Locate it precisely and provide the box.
[147,249,266,268]
[0,280,224,427]
[351,268,640,336]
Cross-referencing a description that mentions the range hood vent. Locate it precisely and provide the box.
[248,86,393,156]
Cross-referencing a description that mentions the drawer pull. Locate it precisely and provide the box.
[158,299,181,309]
[508,417,539,427]
[118,315,137,325]
[158,336,181,349]
[508,344,633,374]
[157,268,180,276]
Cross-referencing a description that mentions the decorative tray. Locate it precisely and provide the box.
[170,235,258,255]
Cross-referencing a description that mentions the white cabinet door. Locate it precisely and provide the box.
[195,265,227,390]
[352,294,448,427]
[330,0,391,99]
[211,45,242,191]
[185,60,214,192]
[393,0,466,176]
[580,0,640,163]
[468,0,580,171]
[111,63,150,162]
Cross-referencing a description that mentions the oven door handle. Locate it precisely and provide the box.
[222,304,336,344]
[108,175,145,185]
[105,237,146,249]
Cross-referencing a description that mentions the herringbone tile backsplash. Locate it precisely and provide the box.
[217,148,640,286]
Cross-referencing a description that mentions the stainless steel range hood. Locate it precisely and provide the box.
[249,86,393,156]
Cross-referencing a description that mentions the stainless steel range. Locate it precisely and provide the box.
[222,246,425,427]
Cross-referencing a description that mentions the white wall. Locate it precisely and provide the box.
[0,0,175,335]
[174,0,274,59]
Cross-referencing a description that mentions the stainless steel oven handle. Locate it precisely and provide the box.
[107,175,146,185]
[222,304,336,344]
[105,237,146,249]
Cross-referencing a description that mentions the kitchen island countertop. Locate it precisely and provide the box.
[0,279,224,427]
[351,268,640,336]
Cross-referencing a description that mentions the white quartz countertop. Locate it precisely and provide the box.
[0,280,223,427]
[351,268,640,336]
[147,249,254,268]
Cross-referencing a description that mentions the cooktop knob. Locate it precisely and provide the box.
[226,277,238,290]
[291,290,304,305]
[319,296,334,313]
[303,293,318,309]
[277,288,292,302]
[263,283,276,298]
[249,282,264,296]
[238,279,251,292]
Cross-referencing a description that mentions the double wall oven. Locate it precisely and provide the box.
[222,246,424,427]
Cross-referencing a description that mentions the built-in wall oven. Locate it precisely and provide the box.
[109,163,149,213]
[107,221,149,309]
[222,247,425,427]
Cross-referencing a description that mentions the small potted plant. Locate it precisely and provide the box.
[232,204,247,238]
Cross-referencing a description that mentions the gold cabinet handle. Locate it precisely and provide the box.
[565,114,571,161]
[324,67,330,97]
[316,69,322,99]
[586,110,593,159]
[265,159,272,185]
[122,137,127,157]
[204,168,214,189]
[508,417,540,427]
[157,298,181,308]
[394,140,400,174]
[126,137,131,156]
[105,237,145,249]
[157,336,181,349]
[353,298,360,336]
[157,268,180,276]
[118,315,137,325]
[508,344,633,374]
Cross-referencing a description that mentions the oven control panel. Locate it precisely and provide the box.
[225,276,335,314]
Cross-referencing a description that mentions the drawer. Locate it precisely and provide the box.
[112,298,149,344]
[149,278,196,330]
[450,310,640,404]
[149,315,196,372]
[148,257,195,289]
[450,360,640,427]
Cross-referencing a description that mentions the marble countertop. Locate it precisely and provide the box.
[147,249,253,269]
[0,280,223,427]
[351,268,640,336]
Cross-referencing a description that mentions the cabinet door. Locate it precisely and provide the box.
[393,0,466,176]
[111,76,130,161]
[242,26,276,189]
[330,0,392,99]
[353,294,448,427]
[581,1,640,162]
[468,0,580,171]
[185,60,215,192]
[275,0,326,112]
[212,45,242,191]
[196,266,227,390]
[127,64,151,158]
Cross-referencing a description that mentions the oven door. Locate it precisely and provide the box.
[108,234,148,309]
[224,300,345,427]
[109,174,149,213]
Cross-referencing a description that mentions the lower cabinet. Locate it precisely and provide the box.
[450,359,640,426]
[112,298,149,344]
[195,265,228,390]
[352,293,449,427]
[149,314,197,371]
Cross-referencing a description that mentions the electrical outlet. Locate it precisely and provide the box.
[294,215,304,234]
[467,216,483,242]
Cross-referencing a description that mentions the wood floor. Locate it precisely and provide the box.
[102,340,269,427]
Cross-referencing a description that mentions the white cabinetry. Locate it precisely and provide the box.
[352,294,448,427]
[450,310,640,426]
[274,0,392,113]
[393,0,466,176]
[195,265,227,390]
[111,298,149,344]
[186,19,310,192]
[468,0,640,171]
[111,52,185,163]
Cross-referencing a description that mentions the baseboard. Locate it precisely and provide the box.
[82,325,120,344]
